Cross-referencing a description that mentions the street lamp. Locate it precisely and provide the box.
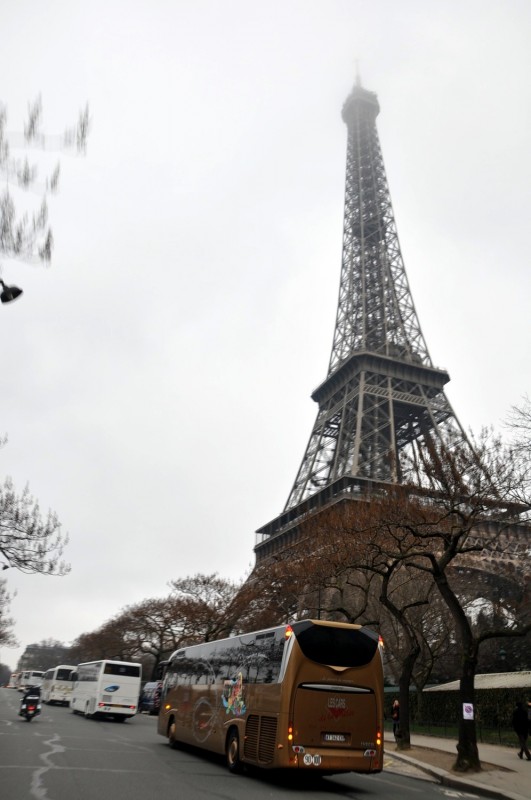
[0,279,23,304]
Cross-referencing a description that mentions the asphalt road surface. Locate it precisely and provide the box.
[0,688,489,800]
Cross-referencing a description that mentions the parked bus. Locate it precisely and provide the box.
[18,670,44,692]
[158,619,384,774]
[70,660,141,721]
[42,665,77,705]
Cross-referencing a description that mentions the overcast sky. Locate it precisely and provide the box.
[1,0,530,671]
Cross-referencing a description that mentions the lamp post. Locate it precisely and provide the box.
[0,280,23,304]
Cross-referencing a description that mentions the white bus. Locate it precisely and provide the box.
[8,672,19,689]
[18,670,44,692]
[42,665,77,705]
[71,660,141,721]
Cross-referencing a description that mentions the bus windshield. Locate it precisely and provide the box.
[103,663,141,677]
[293,620,379,667]
[56,668,75,681]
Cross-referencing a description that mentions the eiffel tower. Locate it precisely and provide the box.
[255,75,469,563]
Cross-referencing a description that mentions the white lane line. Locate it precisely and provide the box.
[30,733,65,800]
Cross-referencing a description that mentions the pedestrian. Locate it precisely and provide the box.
[511,701,531,760]
[392,699,400,741]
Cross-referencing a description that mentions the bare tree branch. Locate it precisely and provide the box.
[0,477,69,575]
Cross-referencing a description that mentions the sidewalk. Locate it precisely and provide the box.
[386,733,529,800]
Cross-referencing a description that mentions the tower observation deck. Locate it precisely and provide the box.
[254,77,468,563]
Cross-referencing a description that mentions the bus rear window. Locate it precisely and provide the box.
[294,623,379,667]
[104,664,141,677]
[56,669,74,681]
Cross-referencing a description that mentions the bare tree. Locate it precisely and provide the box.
[238,553,318,632]
[117,596,193,677]
[355,429,531,770]
[0,477,69,575]
[168,573,244,642]
[405,430,529,769]
[0,95,89,268]
[0,576,16,647]
[70,576,248,676]
[506,395,531,463]
[70,618,132,664]
[287,505,436,749]
[0,97,89,573]
[268,426,530,769]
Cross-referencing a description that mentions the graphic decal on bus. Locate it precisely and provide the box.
[193,698,217,742]
[222,672,246,717]
[320,706,355,724]
[104,685,120,692]
[327,697,348,719]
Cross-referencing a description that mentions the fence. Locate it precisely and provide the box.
[385,685,529,747]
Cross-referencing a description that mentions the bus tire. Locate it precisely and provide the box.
[168,720,180,749]
[226,729,243,774]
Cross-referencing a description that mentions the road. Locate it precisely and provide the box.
[0,688,489,800]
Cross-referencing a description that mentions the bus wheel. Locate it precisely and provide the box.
[226,729,243,774]
[168,721,180,749]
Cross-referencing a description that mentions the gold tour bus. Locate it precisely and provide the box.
[158,619,384,774]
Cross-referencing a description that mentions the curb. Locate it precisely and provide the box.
[387,750,527,800]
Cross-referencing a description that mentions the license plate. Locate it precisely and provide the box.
[323,733,347,742]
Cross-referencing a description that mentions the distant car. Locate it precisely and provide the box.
[139,681,162,715]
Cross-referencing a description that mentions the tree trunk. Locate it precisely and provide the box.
[396,647,419,750]
[433,566,481,772]
[454,649,481,772]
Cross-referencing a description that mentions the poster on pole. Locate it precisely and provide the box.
[463,703,474,720]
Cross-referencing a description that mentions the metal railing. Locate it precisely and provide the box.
[385,720,516,747]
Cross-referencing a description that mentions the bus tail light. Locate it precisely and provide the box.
[285,625,293,639]
[288,723,294,742]
[376,730,382,746]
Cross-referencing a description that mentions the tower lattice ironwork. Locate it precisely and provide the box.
[255,77,468,562]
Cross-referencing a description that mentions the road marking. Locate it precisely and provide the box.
[30,733,65,800]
